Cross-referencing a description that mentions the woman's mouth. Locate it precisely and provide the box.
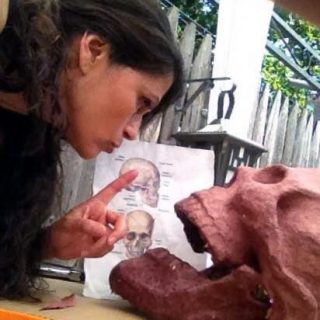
[102,142,120,153]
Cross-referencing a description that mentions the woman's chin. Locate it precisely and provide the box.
[68,139,116,159]
[73,144,100,160]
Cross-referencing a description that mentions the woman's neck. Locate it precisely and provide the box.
[0,91,28,115]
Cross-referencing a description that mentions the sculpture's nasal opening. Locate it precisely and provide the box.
[175,207,208,254]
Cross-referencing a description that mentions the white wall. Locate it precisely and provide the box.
[207,0,274,138]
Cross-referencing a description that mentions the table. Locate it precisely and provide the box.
[0,279,146,320]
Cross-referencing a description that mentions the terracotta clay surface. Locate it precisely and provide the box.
[110,165,320,320]
[110,248,268,320]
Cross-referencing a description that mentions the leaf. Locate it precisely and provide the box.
[40,294,76,311]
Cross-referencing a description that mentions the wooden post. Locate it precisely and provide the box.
[260,91,282,167]
[181,34,213,132]
[140,7,180,143]
[159,22,197,144]
[302,113,313,167]
[167,6,180,39]
[281,103,300,166]
[251,84,270,144]
[309,121,320,168]
[272,97,289,164]
[292,108,308,166]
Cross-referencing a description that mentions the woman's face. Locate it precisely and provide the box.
[59,34,173,159]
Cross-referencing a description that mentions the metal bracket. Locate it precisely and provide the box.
[217,83,237,120]
[176,77,231,113]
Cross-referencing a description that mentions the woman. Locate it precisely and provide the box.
[0,0,183,297]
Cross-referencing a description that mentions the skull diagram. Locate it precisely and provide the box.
[110,165,320,320]
[119,158,160,208]
[124,210,155,258]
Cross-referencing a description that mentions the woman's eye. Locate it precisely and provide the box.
[140,97,152,109]
[137,97,153,114]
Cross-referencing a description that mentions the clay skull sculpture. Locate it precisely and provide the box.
[110,165,320,320]
[119,158,160,208]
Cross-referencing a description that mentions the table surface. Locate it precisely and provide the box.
[0,279,146,320]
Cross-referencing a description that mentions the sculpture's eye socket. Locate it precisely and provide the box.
[277,191,304,212]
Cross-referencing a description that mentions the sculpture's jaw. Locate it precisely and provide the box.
[109,183,270,320]
[110,248,269,320]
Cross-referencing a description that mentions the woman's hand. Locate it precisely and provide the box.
[44,170,138,260]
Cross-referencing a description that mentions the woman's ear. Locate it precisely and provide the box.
[78,32,110,75]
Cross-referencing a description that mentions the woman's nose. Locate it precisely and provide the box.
[123,116,142,140]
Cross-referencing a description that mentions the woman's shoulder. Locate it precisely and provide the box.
[0,0,9,33]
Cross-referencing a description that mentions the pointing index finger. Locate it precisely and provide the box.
[93,169,138,203]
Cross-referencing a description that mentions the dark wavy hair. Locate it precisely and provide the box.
[0,0,183,298]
